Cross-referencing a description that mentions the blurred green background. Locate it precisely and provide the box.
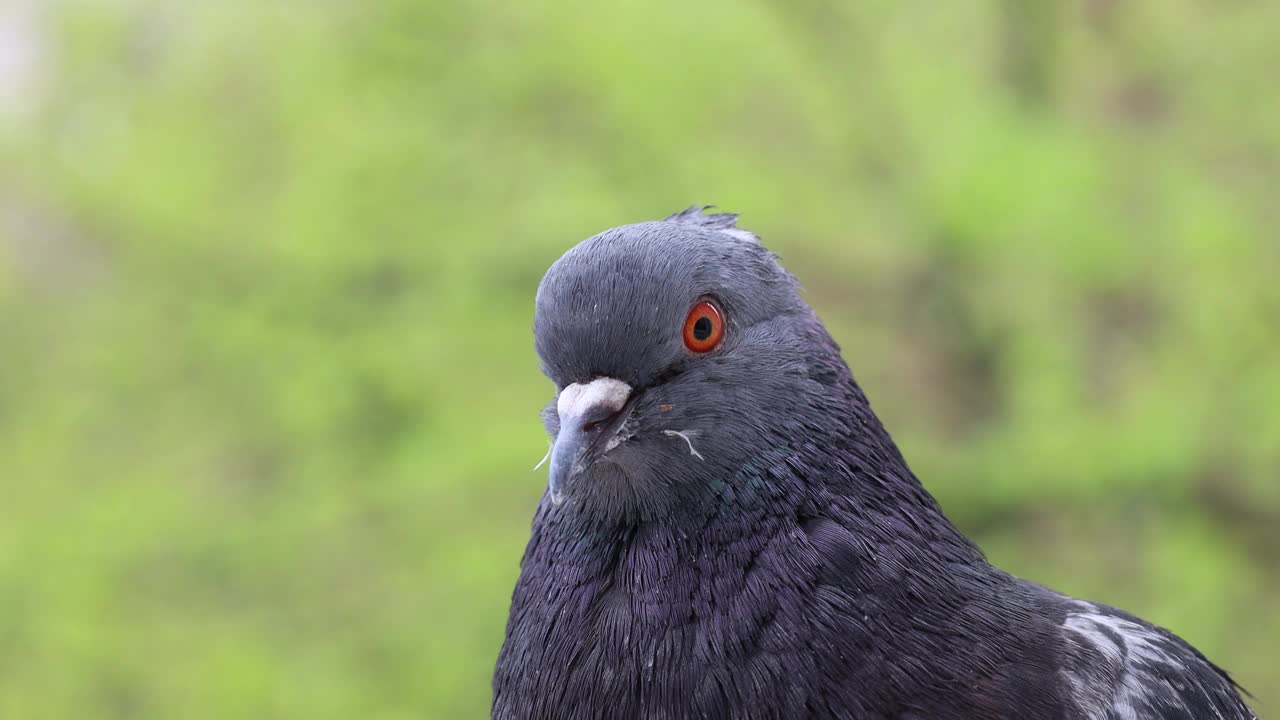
[1,1,1277,717]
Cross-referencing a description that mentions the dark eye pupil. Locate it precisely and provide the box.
[693,316,713,340]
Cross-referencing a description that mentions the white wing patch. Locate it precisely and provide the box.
[1062,604,1227,720]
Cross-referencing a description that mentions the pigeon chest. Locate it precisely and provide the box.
[494,516,841,719]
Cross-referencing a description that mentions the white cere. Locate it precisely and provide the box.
[557,377,632,420]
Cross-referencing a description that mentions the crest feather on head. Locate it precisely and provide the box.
[663,206,758,243]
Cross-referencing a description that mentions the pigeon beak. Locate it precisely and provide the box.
[547,377,633,505]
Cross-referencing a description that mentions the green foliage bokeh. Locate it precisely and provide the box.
[1,1,1277,717]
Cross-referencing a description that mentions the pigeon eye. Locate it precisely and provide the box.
[682,300,724,353]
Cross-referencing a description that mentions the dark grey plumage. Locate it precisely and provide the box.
[492,209,1255,720]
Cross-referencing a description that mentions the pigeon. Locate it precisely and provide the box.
[492,208,1256,720]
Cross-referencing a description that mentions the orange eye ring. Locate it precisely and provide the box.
[683,300,724,352]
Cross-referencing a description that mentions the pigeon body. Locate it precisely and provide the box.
[492,209,1255,720]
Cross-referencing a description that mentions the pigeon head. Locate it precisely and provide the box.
[534,208,858,524]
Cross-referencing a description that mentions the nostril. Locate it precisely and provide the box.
[582,414,617,433]
[579,405,622,433]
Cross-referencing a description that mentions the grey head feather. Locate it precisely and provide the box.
[664,206,758,243]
